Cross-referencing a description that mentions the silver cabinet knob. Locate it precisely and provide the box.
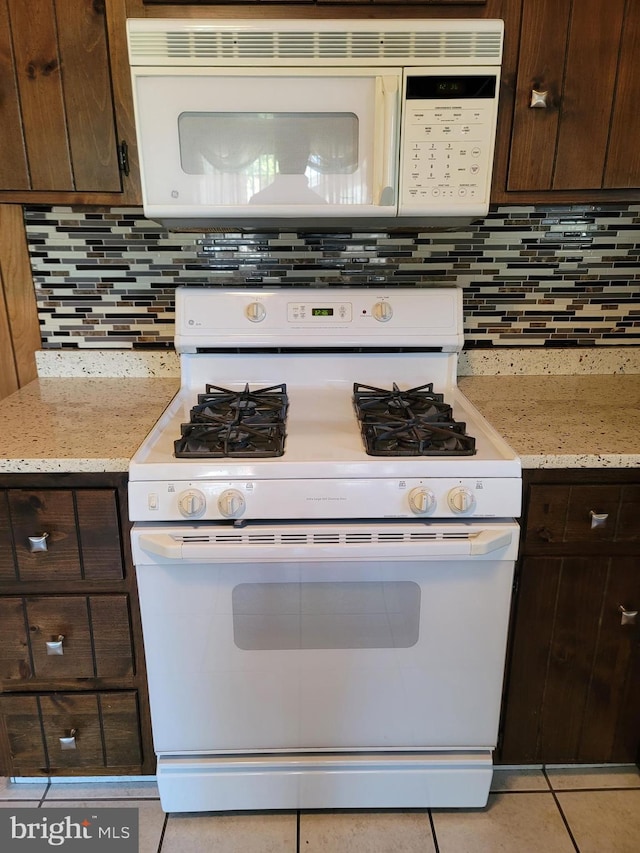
[28,533,49,552]
[530,89,549,108]
[619,605,638,626]
[46,635,65,656]
[590,510,609,528]
[59,728,77,750]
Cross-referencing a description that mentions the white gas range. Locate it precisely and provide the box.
[129,287,521,813]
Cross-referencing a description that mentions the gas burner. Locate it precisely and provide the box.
[353,382,476,457]
[174,383,288,458]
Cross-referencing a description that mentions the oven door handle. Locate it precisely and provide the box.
[136,528,513,561]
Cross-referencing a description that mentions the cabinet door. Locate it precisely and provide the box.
[500,555,640,764]
[0,0,121,193]
[507,0,640,192]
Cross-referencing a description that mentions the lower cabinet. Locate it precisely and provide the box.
[498,470,640,765]
[0,473,154,777]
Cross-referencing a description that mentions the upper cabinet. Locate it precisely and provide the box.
[493,0,640,202]
[0,0,140,204]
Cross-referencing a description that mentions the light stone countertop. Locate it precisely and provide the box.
[0,378,179,473]
[459,374,640,468]
[2,353,640,473]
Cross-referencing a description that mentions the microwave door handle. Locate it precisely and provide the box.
[375,75,400,207]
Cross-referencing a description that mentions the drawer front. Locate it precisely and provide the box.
[524,485,640,553]
[0,692,143,776]
[0,489,124,583]
[0,595,134,684]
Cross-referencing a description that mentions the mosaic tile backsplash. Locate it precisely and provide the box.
[24,203,639,349]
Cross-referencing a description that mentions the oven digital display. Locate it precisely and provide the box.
[312,308,334,316]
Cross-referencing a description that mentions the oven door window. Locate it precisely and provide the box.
[232,581,420,650]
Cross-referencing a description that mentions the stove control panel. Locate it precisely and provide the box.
[175,287,463,350]
[131,477,522,522]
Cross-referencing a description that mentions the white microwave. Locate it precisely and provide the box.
[126,19,503,229]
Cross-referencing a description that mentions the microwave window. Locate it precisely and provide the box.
[178,112,361,205]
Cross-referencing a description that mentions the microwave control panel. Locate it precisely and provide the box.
[399,69,500,216]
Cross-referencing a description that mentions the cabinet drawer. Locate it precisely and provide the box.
[524,484,640,553]
[0,692,143,776]
[0,489,125,582]
[0,595,134,684]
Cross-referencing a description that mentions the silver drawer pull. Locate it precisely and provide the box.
[59,729,77,750]
[28,533,49,552]
[530,89,549,108]
[619,605,638,626]
[46,635,65,655]
[590,510,609,528]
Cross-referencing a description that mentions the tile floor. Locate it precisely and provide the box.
[2,766,640,852]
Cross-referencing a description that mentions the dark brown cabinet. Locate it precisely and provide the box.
[493,0,640,202]
[0,474,154,777]
[0,0,139,204]
[498,470,640,766]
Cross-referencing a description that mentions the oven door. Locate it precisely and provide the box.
[133,521,517,755]
[131,68,400,220]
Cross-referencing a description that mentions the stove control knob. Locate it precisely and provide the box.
[218,489,246,519]
[178,489,206,518]
[447,487,476,514]
[372,301,393,322]
[408,487,436,515]
[245,302,266,323]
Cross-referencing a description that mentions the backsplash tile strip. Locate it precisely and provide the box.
[24,203,639,350]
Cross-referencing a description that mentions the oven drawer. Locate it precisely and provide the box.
[524,484,640,554]
[0,595,134,685]
[0,489,125,583]
[0,691,143,776]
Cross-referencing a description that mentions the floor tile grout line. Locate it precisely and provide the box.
[427,808,440,853]
[38,780,51,807]
[156,810,169,853]
[544,768,581,853]
[296,809,301,853]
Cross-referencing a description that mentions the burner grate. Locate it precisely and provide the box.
[174,383,288,458]
[353,382,476,457]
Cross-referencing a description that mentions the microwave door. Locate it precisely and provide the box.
[133,69,401,220]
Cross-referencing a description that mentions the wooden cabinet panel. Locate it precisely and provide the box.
[0,0,123,196]
[2,489,125,583]
[55,0,121,192]
[524,484,640,554]
[27,597,94,679]
[0,595,134,684]
[500,0,640,199]
[8,0,74,191]
[0,474,153,778]
[552,0,624,190]
[9,490,81,582]
[499,471,640,766]
[0,598,30,681]
[0,3,28,189]
[579,557,640,763]
[1,692,143,775]
[76,490,125,581]
[605,2,640,187]
[0,695,47,774]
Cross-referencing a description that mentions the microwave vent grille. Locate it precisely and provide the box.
[129,28,503,65]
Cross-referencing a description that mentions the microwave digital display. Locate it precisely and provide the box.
[406,75,497,100]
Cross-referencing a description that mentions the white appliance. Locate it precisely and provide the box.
[126,19,503,229]
[128,287,521,812]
